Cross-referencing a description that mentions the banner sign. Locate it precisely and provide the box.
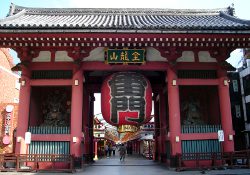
[25,132,31,144]
[3,105,14,145]
[218,130,224,142]
[106,49,145,64]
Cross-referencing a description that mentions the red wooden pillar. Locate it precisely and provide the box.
[167,67,181,155]
[217,68,234,152]
[89,93,95,160]
[83,89,90,156]
[70,67,83,157]
[15,66,31,154]
[159,92,167,161]
[154,94,160,161]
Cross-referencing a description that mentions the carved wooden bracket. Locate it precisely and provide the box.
[15,47,30,61]
[218,60,236,71]
[209,48,232,62]
[11,47,32,71]
[11,60,30,71]
[157,47,182,67]
[67,47,96,63]
[209,48,235,70]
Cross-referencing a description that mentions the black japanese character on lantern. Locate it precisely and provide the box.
[108,72,147,124]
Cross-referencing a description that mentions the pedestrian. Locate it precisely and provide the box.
[104,144,109,157]
[112,145,116,156]
[118,143,126,161]
[108,144,112,157]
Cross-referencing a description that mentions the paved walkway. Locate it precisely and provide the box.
[0,153,250,175]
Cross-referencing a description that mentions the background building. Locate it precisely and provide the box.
[0,48,20,154]
[238,49,250,149]
[228,71,245,150]
[0,48,20,103]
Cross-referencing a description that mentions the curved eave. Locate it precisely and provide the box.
[11,65,21,71]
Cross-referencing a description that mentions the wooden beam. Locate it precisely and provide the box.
[30,79,72,86]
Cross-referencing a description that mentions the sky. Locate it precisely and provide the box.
[0,0,249,115]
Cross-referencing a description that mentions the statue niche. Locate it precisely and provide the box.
[41,90,70,126]
[181,96,204,125]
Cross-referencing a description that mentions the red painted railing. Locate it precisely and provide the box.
[0,154,75,173]
[176,150,250,171]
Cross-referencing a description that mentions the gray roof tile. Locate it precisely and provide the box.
[0,3,250,33]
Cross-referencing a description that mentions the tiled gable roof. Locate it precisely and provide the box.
[0,3,250,33]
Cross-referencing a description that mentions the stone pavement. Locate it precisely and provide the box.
[0,153,250,175]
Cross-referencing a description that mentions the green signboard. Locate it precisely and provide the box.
[106,49,145,64]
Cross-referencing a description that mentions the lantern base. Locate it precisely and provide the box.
[118,125,138,133]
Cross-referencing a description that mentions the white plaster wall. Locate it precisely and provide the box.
[55,51,73,62]
[83,47,105,61]
[176,51,195,62]
[32,51,51,62]
[198,51,217,62]
[146,47,167,61]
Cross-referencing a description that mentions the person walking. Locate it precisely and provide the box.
[118,143,126,161]
[104,144,109,158]
[112,145,116,156]
[108,144,112,157]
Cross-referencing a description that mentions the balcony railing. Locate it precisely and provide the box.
[28,126,70,134]
[181,124,222,133]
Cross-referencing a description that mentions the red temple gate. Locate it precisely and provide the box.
[0,4,250,168]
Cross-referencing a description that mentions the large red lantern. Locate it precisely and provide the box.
[101,72,152,132]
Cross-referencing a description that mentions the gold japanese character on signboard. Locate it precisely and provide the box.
[120,51,129,61]
[110,52,118,60]
[132,52,140,61]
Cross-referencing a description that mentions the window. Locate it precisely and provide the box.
[235,105,241,118]
[15,80,20,90]
[243,75,250,96]
[13,98,19,103]
[246,103,250,122]
[232,80,238,92]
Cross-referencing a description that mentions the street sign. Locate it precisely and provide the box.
[218,130,224,142]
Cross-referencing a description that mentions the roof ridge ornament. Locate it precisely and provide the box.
[228,3,235,16]
[220,11,250,25]
[7,3,16,17]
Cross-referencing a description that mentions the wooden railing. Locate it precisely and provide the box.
[0,154,75,172]
[28,126,70,134]
[29,141,70,155]
[176,150,250,171]
[223,150,250,169]
[181,125,222,133]
[0,153,16,172]
[182,140,221,155]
